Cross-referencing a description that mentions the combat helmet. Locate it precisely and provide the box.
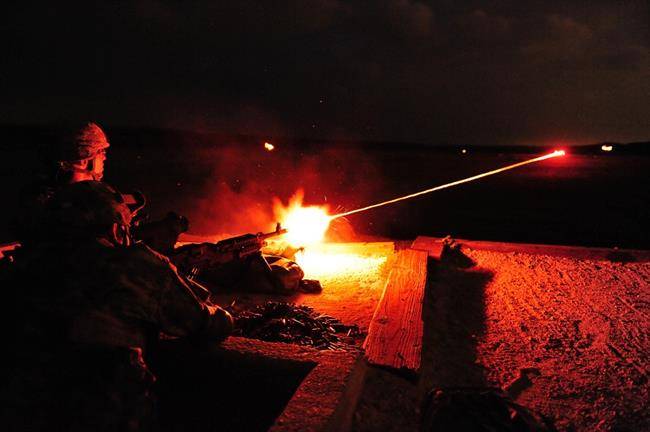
[59,122,110,161]
[56,122,110,181]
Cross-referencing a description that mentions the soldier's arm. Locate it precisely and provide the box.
[126,244,233,342]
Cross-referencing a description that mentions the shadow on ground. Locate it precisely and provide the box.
[149,340,315,432]
[418,252,493,395]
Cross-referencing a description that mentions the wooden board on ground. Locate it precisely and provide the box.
[413,236,650,262]
[363,248,428,374]
[411,237,445,259]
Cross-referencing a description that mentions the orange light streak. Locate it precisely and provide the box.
[332,150,565,219]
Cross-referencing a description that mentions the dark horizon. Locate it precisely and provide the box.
[1,122,648,153]
[2,1,648,146]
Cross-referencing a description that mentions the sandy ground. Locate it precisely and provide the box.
[354,248,650,432]
[470,249,649,431]
[293,242,393,331]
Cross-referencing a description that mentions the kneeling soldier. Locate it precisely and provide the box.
[4,180,232,431]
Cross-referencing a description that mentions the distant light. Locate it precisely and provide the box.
[601,144,613,152]
[264,142,275,151]
[461,149,467,154]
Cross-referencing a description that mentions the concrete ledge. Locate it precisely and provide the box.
[152,336,365,432]
[413,236,650,262]
[221,338,366,432]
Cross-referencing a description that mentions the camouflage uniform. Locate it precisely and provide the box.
[2,181,232,431]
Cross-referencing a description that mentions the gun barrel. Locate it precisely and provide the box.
[259,228,288,240]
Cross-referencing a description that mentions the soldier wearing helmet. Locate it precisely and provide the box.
[51,122,184,252]
[10,122,119,247]
[5,180,233,431]
[10,122,162,250]
[56,122,110,182]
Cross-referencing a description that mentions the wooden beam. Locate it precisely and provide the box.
[411,237,445,260]
[363,249,428,373]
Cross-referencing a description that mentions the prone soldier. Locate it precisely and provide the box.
[169,223,312,295]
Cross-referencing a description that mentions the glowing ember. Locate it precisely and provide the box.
[274,190,332,247]
[264,142,275,151]
[601,144,613,152]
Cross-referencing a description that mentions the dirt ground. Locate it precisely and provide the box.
[470,249,649,431]
[209,241,394,336]
[354,248,650,432]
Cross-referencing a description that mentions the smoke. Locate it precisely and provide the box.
[182,138,384,239]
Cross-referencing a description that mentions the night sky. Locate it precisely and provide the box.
[2,1,648,145]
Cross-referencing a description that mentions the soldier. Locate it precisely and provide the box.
[11,122,130,247]
[55,121,110,183]
[3,181,233,431]
[11,121,193,256]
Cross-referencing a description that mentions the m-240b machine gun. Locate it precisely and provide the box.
[170,223,287,275]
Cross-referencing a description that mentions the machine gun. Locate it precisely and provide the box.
[132,212,189,255]
[170,223,287,276]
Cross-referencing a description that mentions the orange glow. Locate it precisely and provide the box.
[295,248,387,280]
[273,190,332,247]
[264,142,275,151]
[601,145,613,152]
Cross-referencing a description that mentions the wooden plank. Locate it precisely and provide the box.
[413,236,650,262]
[411,237,445,260]
[363,249,428,373]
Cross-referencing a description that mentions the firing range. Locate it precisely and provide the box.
[3,128,648,432]
[2,1,650,431]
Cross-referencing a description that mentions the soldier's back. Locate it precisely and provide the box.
[2,241,159,432]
